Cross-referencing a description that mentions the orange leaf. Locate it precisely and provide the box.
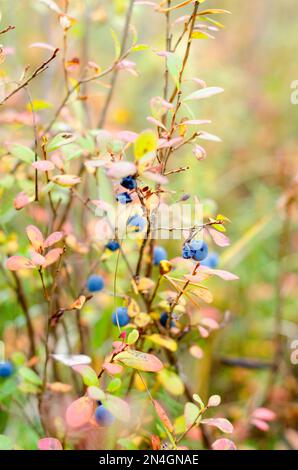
[153,400,174,432]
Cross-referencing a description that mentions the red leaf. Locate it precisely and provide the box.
[32,160,55,171]
[200,266,239,281]
[26,225,44,251]
[65,397,94,429]
[44,231,64,248]
[103,363,123,375]
[251,407,276,422]
[38,438,63,450]
[212,438,237,450]
[106,161,137,179]
[14,192,31,210]
[6,255,35,271]
[153,400,174,432]
[30,250,46,266]
[251,418,270,432]
[207,227,230,247]
[201,418,234,434]
[151,435,161,450]
[43,248,63,268]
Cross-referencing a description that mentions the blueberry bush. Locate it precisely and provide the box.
[0,0,297,451]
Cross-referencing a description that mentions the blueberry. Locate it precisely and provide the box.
[153,246,168,265]
[112,307,130,327]
[116,192,132,204]
[120,175,137,190]
[87,274,105,292]
[182,243,192,259]
[106,240,120,252]
[0,361,13,378]
[160,312,175,328]
[201,252,219,269]
[189,240,209,262]
[127,215,146,233]
[95,405,115,426]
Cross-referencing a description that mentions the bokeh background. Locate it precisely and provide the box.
[0,0,297,450]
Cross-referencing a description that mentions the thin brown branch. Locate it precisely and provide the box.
[0,48,59,105]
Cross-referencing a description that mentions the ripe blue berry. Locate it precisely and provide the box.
[106,240,120,252]
[127,215,146,232]
[153,246,168,265]
[160,312,175,328]
[112,307,130,327]
[182,243,192,259]
[120,175,137,190]
[95,405,115,426]
[116,192,132,204]
[201,252,219,269]
[190,240,209,262]
[0,361,13,378]
[87,274,105,292]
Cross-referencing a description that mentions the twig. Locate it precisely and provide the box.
[0,48,59,105]
[11,271,36,357]
[0,25,15,35]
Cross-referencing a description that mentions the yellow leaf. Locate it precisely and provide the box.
[134,130,157,160]
[134,312,152,328]
[157,369,185,396]
[138,277,155,293]
[146,334,177,352]
[127,298,140,317]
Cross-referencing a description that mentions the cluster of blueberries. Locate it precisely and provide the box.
[86,239,219,327]
[115,175,137,205]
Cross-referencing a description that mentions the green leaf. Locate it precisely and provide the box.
[10,144,35,163]
[127,329,139,345]
[166,52,183,90]
[0,434,13,450]
[193,393,205,410]
[106,378,122,393]
[47,133,76,152]
[115,349,163,372]
[184,86,224,102]
[111,29,121,59]
[184,402,200,427]
[132,44,149,52]
[103,394,130,422]
[0,377,17,402]
[73,365,99,387]
[19,367,42,386]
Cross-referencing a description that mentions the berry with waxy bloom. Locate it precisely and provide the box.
[95,405,115,426]
[106,240,120,252]
[86,274,104,292]
[120,175,137,190]
[116,192,132,204]
[112,307,130,327]
[153,246,168,265]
